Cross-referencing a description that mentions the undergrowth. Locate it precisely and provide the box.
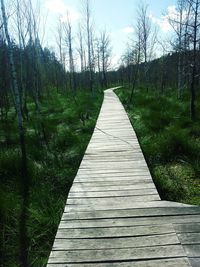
[0,90,103,267]
[116,86,200,206]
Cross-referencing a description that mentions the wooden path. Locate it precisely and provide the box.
[47,88,200,267]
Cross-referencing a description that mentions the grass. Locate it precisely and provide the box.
[116,86,200,206]
[0,89,103,267]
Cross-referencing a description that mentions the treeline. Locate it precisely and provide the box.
[0,39,115,120]
[0,40,66,119]
[118,0,200,120]
[118,50,200,94]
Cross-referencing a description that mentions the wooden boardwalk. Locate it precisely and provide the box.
[47,88,200,267]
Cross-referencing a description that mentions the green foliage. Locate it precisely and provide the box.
[117,87,200,206]
[0,90,103,267]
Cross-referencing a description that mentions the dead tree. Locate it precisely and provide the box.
[170,0,200,119]
[130,24,142,103]
[55,18,67,90]
[169,0,189,98]
[99,30,112,88]
[56,18,64,68]
[63,13,76,94]
[186,0,200,120]
[77,24,85,72]
[15,0,30,118]
[82,0,94,92]
[137,3,157,90]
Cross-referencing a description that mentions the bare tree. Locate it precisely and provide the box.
[26,0,42,110]
[96,30,112,88]
[63,13,76,94]
[90,28,96,73]
[77,23,85,72]
[171,0,200,119]
[169,0,200,119]
[0,9,10,121]
[186,0,200,120]
[15,0,30,118]
[169,0,189,98]
[129,22,142,102]
[55,17,67,90]
[137,3,157,89]
[0,1,29,266]
[56,18,64,67]
[99,30,112,87]
[82,0,94,92]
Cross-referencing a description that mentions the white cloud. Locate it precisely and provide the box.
[158,17,173,33]
[149,5,179,33]
[45,0,80,22]
[122,26,135,34]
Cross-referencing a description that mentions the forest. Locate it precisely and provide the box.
[0,0,200,266]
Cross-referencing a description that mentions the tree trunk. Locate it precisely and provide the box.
[0,1,29,266]
[189,0,199,120]
[190,66,196,120]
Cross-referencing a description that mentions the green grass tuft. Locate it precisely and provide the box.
[117,86,200,206]
[1,89,103,267]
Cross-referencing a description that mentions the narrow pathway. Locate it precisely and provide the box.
[47,88,200,267]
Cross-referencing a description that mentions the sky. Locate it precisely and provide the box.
[40,0,178,67]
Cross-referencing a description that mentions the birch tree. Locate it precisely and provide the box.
[0,1,29,266]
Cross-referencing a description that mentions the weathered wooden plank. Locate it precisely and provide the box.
[83,156,144,161]
[47,258,191,267]
[56,224,175,239]
[48,245,187,263]
[75,174,152,179]
[70,183,156,192]
[68,188,158,198]
[75,177,153,183]
[64,200,191,212]
[80,162,147,168]
[73,180,152,186]
[62,207,200,220]
[52,233,179,250]
[67,195,160,205]
[77,169,150,173]
[59,215,200,229]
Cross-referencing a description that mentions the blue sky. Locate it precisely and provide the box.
[42,0,177,66]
